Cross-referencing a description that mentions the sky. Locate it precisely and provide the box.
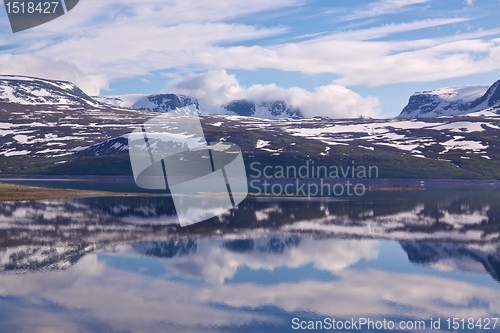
[1,0,500,117]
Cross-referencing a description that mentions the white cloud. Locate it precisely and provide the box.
[1,0,500,95]
[167,70,381,118]
[342,0,431,21]
[316,18,470,41]
[35,23,286,80]
[0,0,296,93]
[188,28,500,87]
[0,54,107,95]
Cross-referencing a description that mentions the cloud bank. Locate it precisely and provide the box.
[1,0,500,103]
[168,70,381,118]
[0,54,107,95]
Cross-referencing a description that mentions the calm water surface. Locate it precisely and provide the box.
[0,179,499,332]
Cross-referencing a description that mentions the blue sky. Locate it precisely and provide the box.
[1,0,500,117]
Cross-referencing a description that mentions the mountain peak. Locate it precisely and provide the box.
[480,79,500,107]
[398,86,493,118]
[398,80,500,118]
[131,94,199,113]
[222,99,302,118]
[0,75,101,107]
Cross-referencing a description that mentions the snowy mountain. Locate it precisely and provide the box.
[0,75,102,107]
[398,79,500,118]
[96,93,303,118]
[68,112,500,179]
[95,93,200,113]
[0,74,499,178]
[3,74,500,120]
[0,75,301,118]
[92,95,141,108]
[133,94,200,113]
[0,98,498,177]
[223,100,302,118]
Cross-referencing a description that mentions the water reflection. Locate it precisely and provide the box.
[0,189,499,332]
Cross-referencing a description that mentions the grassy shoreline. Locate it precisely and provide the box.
[0,181,426,202]
[0,182,134,201]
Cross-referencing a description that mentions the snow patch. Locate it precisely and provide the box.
[256,140,270,149]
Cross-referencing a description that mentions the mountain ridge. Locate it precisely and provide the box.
[3,74,500,119]
[0,75,304,118]
[0,75,103,108]
[399,79,500,118]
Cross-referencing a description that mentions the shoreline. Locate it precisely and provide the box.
[0,182,424,202]
[1,176,499,201]
[199,186,425,198]
[0,182,135,202]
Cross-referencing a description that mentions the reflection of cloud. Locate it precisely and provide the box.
[165,238,379,284]
[0,254,274,333]
[0,247,499,333]
[201,269,500,319]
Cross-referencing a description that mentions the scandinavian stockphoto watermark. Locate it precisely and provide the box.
[3,0,79,33]
[128,106,248,227]
[291,317,499,331]
[249,160,379,197]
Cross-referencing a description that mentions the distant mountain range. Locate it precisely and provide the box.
[94,93,303,118]
[3,74,500,119]
[0,74,499,178]
[398,79,500,118]
[93,93,200,114]
[0,75,303,118]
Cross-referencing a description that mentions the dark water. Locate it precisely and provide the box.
[0,181,500,332]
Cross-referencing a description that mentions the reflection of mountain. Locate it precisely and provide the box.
[74,196,178,220]
[1,190,500,278]
[131,236,302,260]
[135,239,198,258]
[401,241,500,282]
[223,236,301,254]
[0,199,179,273]
[0,244,98,272]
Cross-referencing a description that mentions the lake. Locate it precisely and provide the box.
[0,178,499,332]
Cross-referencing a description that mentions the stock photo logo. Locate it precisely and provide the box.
[3,0,79,33]
[128,106,248,227]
